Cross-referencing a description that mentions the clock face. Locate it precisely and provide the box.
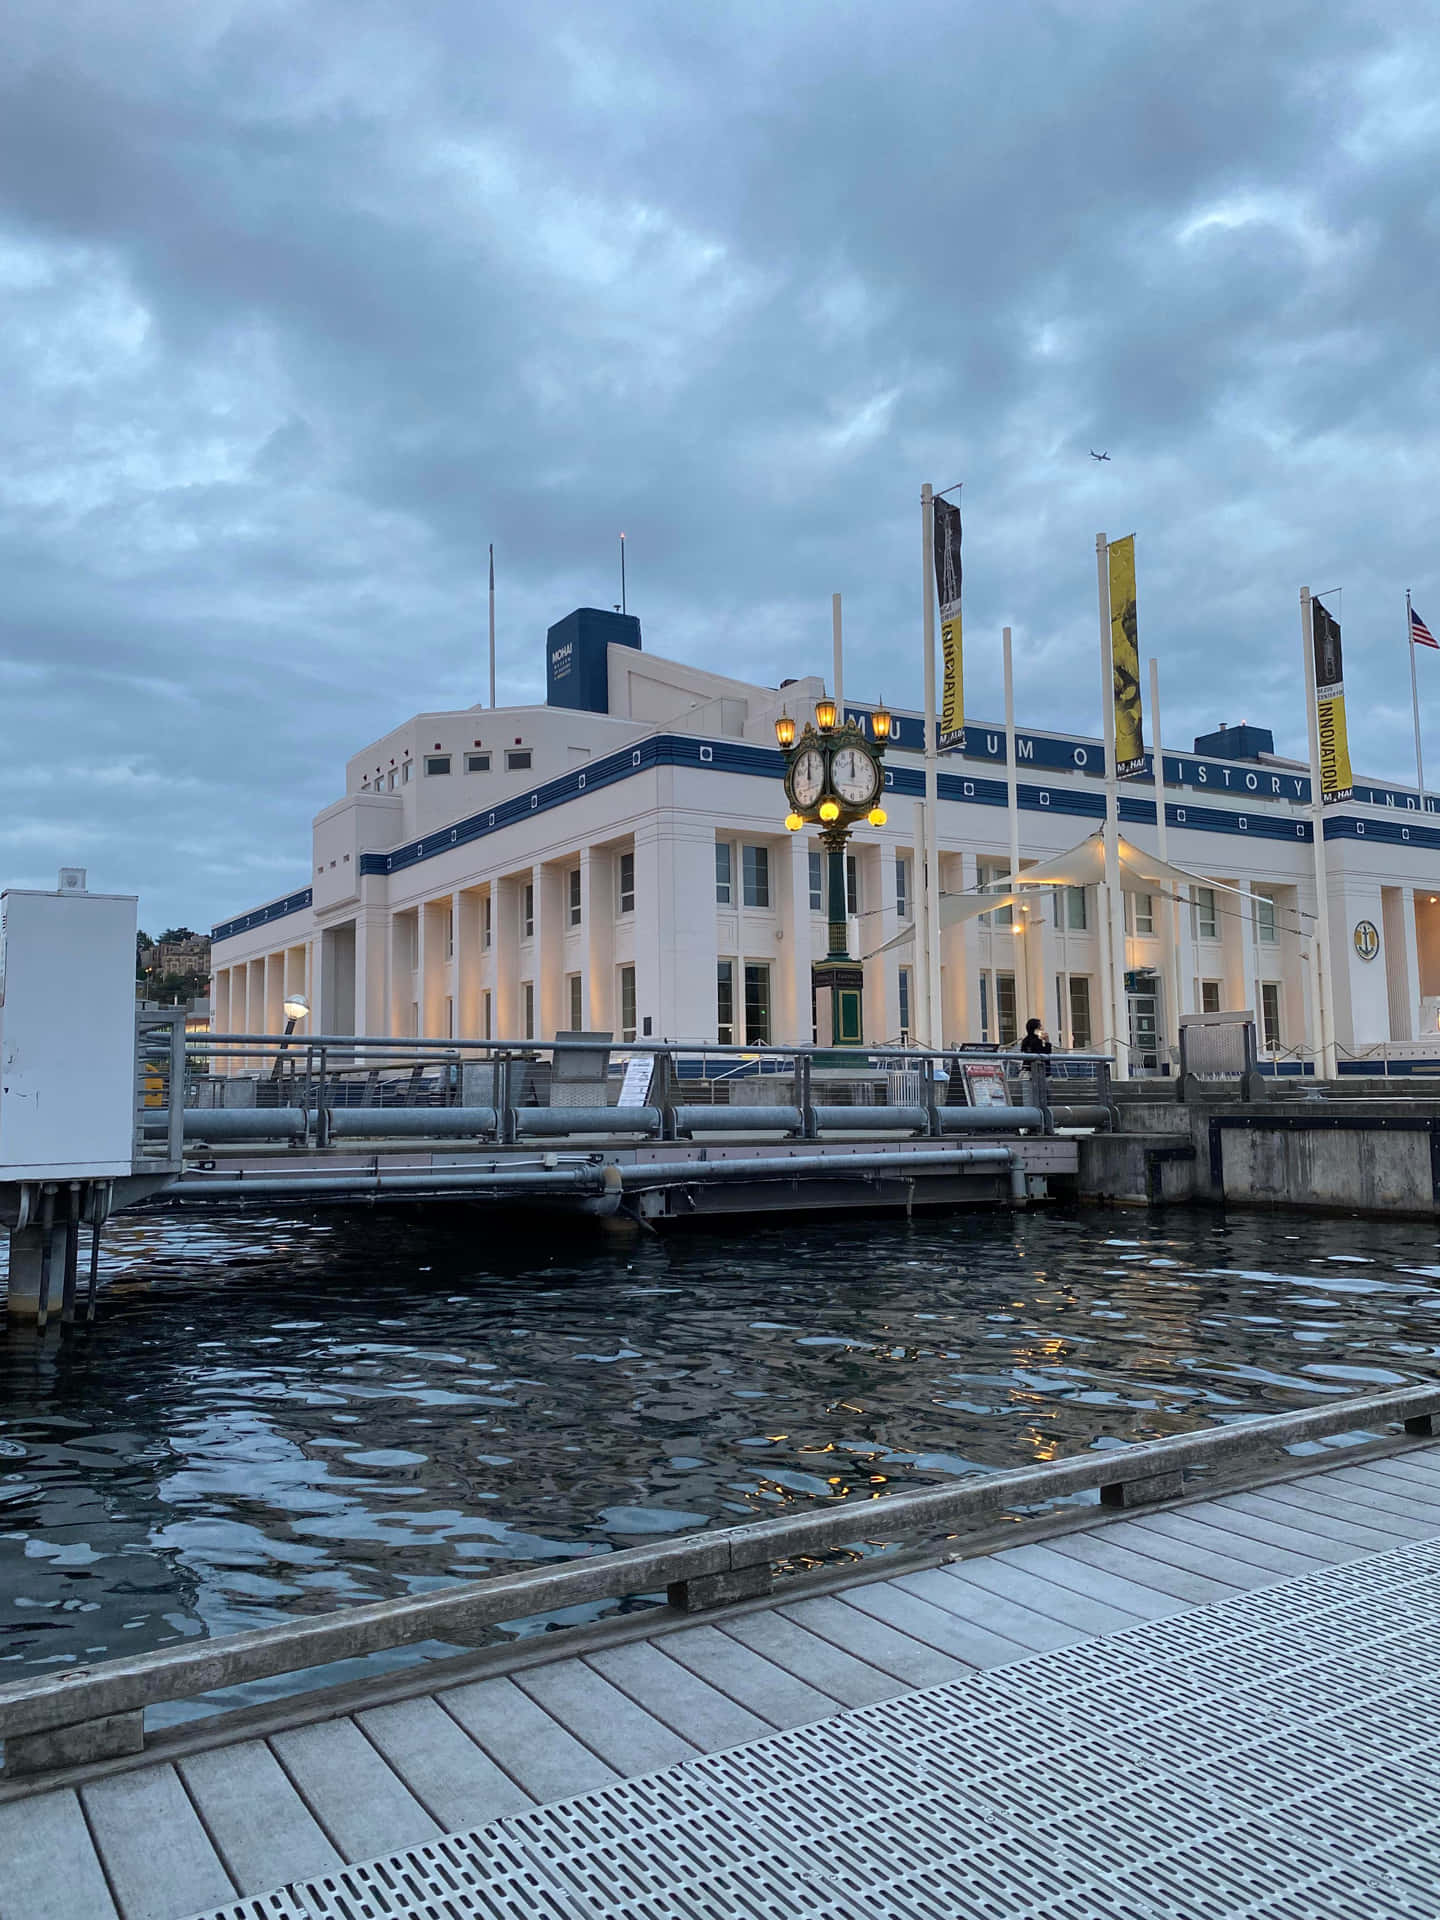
[790,747,825,810]
[831,744,880,807]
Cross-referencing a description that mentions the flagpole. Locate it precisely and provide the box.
[488,543,496,709]
[921,484,943,1048]
[1301,587,1338,1081]
[1003,625,1029,1030]
[832,592,844,712]
[1148,656,1180,1072]
[1096,532,1129,1076]
[1409,590,1425,802]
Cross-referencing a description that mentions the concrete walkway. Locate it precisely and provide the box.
[5,1445,1440,1919]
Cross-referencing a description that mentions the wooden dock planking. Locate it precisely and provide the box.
[6,1441,1440,1920]
[889,1563,1087,1651]
[266,1720,440,1863]
[355,1697,533,1833]
[81,1766,236,1920]
[650,1623,841,1728]
[836,1576,1036,1666]
[511,1662,697,1776]
[716,1609,905,1707]
[438,1676,619,1803]
[0,1788,118,1920]
[582,1640,774,1750]
[176,1741,342,1896]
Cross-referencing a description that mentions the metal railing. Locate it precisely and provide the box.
[154,1032,1118,1147]
[1,1383,1435,1779]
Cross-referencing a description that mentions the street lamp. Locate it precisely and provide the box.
[775,712,797,748]
[271,992,309,1083]
[777,706,890,1047]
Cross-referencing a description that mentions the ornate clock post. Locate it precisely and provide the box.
[776,696,892,1046]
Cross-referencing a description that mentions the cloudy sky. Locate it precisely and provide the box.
[2,1,1437,932]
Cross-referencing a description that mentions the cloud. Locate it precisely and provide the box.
[0,0,1437,929]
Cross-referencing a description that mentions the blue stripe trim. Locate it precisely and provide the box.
[217,731,1434,939]
[1322,812,1440,850]
[212,887,314,943]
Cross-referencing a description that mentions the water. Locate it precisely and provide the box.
[3,1205,1440,1688]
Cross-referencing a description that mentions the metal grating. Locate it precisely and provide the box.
[188,1538,1440,1920]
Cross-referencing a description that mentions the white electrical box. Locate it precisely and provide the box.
[0,879,139,1179]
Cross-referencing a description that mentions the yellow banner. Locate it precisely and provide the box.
[933,495,964,746]
[1316,691,1353,801]
[1107,535,1145,777]
[1311,597,1353,802]
[940,608,963,745]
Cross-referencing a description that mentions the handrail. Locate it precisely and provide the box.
[2,1382,1436,1765]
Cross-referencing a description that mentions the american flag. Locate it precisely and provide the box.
[1413,603,1438,649]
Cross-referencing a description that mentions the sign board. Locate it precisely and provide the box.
[1353,920,1380,962]
[615,1056,655,1107]
[963,1062,1010,1108]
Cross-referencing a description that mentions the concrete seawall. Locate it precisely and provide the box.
[1075,1093,1440,1216]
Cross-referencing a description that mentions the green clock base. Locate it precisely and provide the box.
[812,961,864,1047]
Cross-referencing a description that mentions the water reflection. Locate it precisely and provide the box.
[2,1206,1439,1677]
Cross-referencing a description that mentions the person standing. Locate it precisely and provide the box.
[1019,1017,1051,1055]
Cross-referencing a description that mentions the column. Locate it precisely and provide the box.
[213,969,232,1074]
[638,821,714,1042]
[494,875,522,1037]
[862,840,898,1043]
[537,862,565,1040]
[937,849,967,1046]
[389,912,415,1035]
[583,848,613,1032]
[354,908,391,1039]
[456,888,484,1037]
[779,832,813,1045]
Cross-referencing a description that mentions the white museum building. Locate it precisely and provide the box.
[210,608,1440,1071]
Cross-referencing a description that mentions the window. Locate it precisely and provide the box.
[1201,979,1222,1013]
[743,962,771,1044]
[981,862,1012,927]
[1195,887,1218,940]
[995,971,1018,1046]
[506,749,532,772]
[482,894,492,949]
[482,989,492,1040]
[568,973,583,1030]
[425,754,451,776]
[445,907,454,961]
[386,770,396,790]
[742,844,770,909]
[445,995,454,1038]
[1133,892,1154,937]
[716,960,735,1044]
[1260,980,1282,1052]
[898,966,912,1041]
[895,855,910,919]
[619,965,637,1042]
[1256,894,1277,944]
[618,850,635,914]
[809,849,823,912]
[1068,975,1092,1049]
[522,981,535,1039]
[466,751,491,774]
[979,974,990,1043]
[568,867,582,928]
[523,882,535,939]
[846,855,859,918]
[715,842,733,906]
[1065,887,1088,931]
[401,760,412,783]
